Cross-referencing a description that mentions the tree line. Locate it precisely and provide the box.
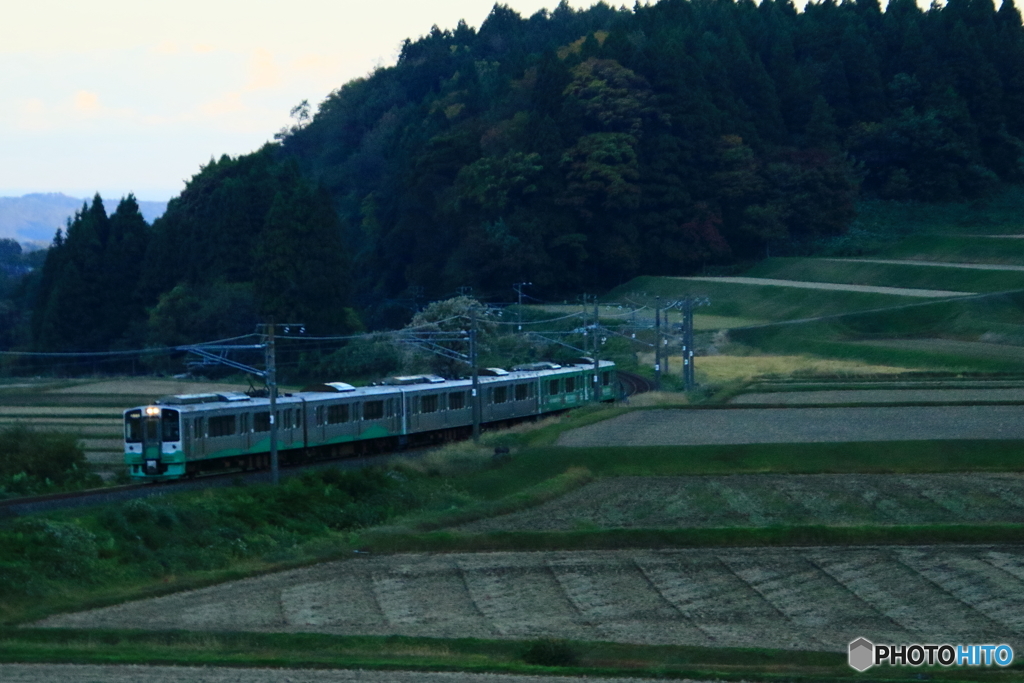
[7,0,1024,353]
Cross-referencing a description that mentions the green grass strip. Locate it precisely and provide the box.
[361,524,1024,554]
[3,628,1020,682]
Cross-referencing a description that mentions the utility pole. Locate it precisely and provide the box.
[470,308,480,442]
[514,282,531,331]
[265,319,279,485]
[593,296,600,402]
[654,296,661,390]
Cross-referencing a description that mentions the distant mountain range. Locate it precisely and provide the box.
[0,193,167,245]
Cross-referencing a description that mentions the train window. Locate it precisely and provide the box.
[208,415,236,438]
[386,398,395,416]
[515,384,528,401]
[602,371,610,386]
[284,409,293,428]
[295,410,302,428]
[493,386,508,404]
[194,417,204,438]
[421,394,438,413]
[316,406,324,425]
[565,377,575,392]
[327,404,349,424]
[125,411,142,443]
[161,410,180,442]
[254,412,270,432]
[449,392,465,410]
[549,379,560,395]
[364,401,384,420]
[239,413,249,433]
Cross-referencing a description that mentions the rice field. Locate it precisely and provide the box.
[555,405,1024,447]
[0,665,684,683]
[0,377,253,469]
[458,473,1024,532]
[36,546,1024,653]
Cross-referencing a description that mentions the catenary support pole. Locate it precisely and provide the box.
[593,296,600,402]
[654,296,661,390]
[470,309,480,442]
[266,319,279,485]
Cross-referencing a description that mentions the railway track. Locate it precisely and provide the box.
[618,370,655,397]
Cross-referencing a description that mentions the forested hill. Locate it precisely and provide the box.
[272,0,1024,314]
[19,0,1024,351]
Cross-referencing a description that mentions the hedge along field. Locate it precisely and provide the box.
[744,257,1024,293]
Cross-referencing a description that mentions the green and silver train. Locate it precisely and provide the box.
[124,360,616,481]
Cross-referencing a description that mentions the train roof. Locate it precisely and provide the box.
[130,360,615,413]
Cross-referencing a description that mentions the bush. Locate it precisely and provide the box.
[0,425,99,497]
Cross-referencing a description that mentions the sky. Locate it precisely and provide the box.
[0,0,599,202]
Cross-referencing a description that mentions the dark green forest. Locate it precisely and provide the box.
[8,0,1024,352]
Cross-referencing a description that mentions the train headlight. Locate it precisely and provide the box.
[145,406,160,416]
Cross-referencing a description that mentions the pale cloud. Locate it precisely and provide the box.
[246,49,280,91]
[73,90,101,115]
[198,91,246,118]
[153,40,179,55]
[193,44,216,54]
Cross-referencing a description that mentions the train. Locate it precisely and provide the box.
[123,360,616,481]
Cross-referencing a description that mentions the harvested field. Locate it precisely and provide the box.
[690,355,910,384]
[0,664,681,683]
[730,388,1024,405]
[459,473,1024,532]
[556,406,1024,447]
[36,546,1024,653]
[46,379,251,396]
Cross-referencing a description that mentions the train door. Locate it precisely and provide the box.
[141,408,162,475]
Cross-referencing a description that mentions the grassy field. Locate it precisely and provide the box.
[744,257,1024,292]
[606,276,917,323]
[880,234,1024,264]
[728,290,1024,372]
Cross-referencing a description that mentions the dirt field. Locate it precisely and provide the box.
[35,546,1024,653]
[556,406,1024,447]
[460,474,1024,532]
[730,388,1024,405]
[0,664,687,683]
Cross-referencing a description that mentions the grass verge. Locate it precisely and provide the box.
[3,628,1021,682]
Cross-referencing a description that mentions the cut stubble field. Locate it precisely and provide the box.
[459,473,1024,532]
[36,546,1024,654]
[555,405,1024,447]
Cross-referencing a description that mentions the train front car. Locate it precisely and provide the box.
[124,404,183,481]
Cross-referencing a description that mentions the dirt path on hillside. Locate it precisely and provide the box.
[673,276,973,297]
[826,258,1024,272]
[0,664,692,683]
[555,405,1024,447]
[34,546,1024,654]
